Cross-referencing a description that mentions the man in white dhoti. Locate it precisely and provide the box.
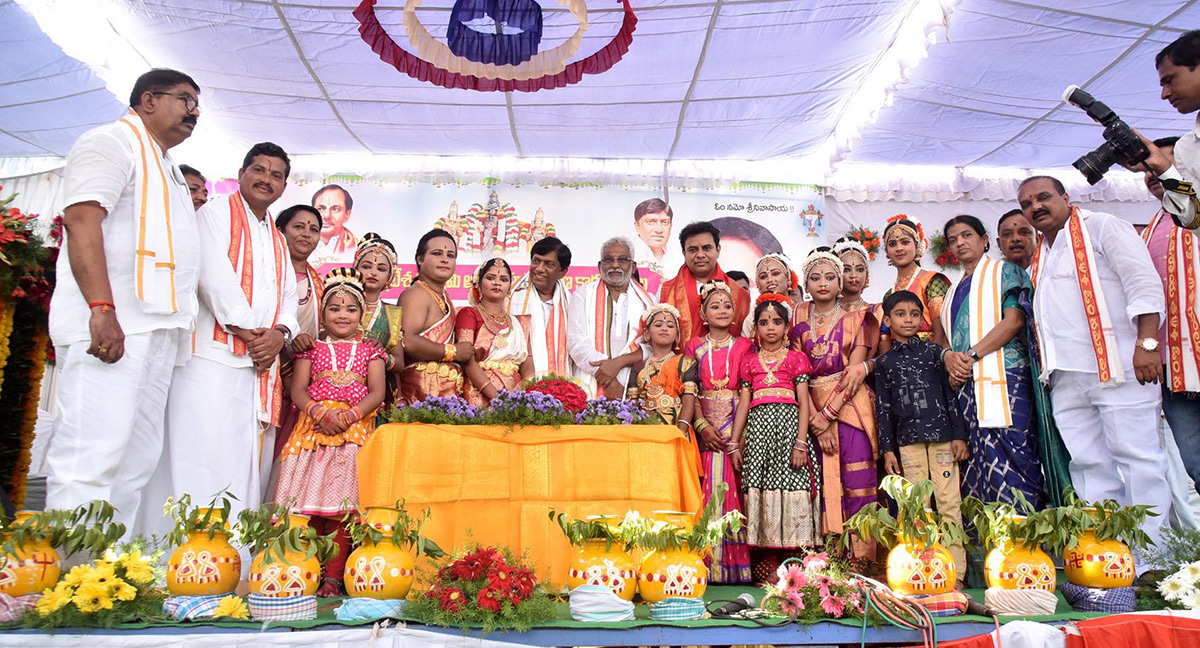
[1019,175,1172,571]
[567,237,654,398]
[158,142,299,525]
[44,69,202,538]
[509,236,573,376]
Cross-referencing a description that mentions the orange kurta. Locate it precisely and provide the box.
[357,423,704,588]
[660,264,751,344]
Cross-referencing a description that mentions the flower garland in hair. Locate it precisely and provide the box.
[755,292,793,322]
[884,214,928,257]
[756,254,799,293]
[699,279,733,305]
[802,249,844,286]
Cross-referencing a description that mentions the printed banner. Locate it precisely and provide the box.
[209,179,826,301]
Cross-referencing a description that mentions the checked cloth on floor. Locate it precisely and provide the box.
[334,597,405,621]
[1060,582,1135,613]
[649,596,707,621]
[162,594,227,620]
[0,593,39,624]
[247,593,318,621]
[909,591,969,617]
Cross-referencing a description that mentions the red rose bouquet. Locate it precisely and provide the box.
[522,373,588,412]
[407,544,553,632]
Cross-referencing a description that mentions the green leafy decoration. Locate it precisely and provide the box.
[343,500,446,559]
[1,501,125,558]
[841,476,965,551]
[162,491,237,548]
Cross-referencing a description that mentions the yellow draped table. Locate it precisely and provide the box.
[358,423,703,587]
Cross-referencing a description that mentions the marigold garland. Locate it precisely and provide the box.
[0,303,13,392]
[11,330,48,506]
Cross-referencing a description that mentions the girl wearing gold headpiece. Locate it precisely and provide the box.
[834,236,888,357]
[741,254,802,336]
[354,233,405,399]
[276,268,388,596]
[883,215,950,343]
[682,280,753,583]
[791,249,879,559]
[626,304,696,431]
[456,258,534,406]
[731,293,821,581]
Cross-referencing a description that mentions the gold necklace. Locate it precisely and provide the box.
[705,334,733,389]
[477,306,511,349]
[416,279,448,314]
[840,296,867,312]
[895,266,918,291]
[758,345,788,385]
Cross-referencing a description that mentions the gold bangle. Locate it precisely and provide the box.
[443,343,456,362]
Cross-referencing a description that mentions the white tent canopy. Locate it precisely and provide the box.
[2,0,1196,197]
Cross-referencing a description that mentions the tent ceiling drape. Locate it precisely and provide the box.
[1,0,1197,191]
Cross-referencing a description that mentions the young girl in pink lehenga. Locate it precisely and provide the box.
[274,268,387,596]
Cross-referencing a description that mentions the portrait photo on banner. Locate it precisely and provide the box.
[207,179,826,302]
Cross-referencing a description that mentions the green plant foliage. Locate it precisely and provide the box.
[841,476,965,551]
[547,510,628,550]
[620,482,745,552]
[1019,489,1155,554]
[162,492,237,548]
[1144,528,1200,571]
[0,501,125,558]
[961,490,1053,551]
[343,500,446,559]
[235,502,338,565]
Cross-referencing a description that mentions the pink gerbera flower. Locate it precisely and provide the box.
[820,594,846,617]
[803,552,830,572]
[777,563,808,591]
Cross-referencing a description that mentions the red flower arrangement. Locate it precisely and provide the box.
[523,373,588,411]
[928,233,961,271]
[408,544,553,632]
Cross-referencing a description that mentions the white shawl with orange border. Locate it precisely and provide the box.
[942,255,1012,428]
[116,111,181,314]
[1030,207,1124,387]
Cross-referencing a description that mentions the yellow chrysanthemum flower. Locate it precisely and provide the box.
[110,578,138,602]
[35,586,73,614]
[62,564,94,587]
[212,595,249,620]
[72,581,114,613]
[119,551,156,585]
[84,563,117,587]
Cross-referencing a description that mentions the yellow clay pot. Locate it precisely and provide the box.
[567,539,638,601]
[984,540,1056,591]
[248,514,321,598]
[1064,531,1134,588]
[638,548,707,603]
[344,507,416,599]
[886,539,956,596]
[0,512,60,597]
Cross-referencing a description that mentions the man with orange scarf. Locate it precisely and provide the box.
[1020,175,1171,574]
[658,221,751,344]
[1143,137,1200,497]
[149,143,299,537]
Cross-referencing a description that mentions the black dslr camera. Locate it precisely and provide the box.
[1064,85,1150,185]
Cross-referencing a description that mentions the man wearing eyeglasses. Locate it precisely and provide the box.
[44,69,203,540]
[567,236,655,398]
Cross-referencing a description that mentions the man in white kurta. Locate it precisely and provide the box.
[509,236,573,376]
[44,70,202,539]
[158,144,298,528]
[1020,176,1171,568]
[567,237,654,398]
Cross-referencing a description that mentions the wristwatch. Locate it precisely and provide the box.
[1138,337,1160,353]
[274,324,293,345]
[966,348,979,360]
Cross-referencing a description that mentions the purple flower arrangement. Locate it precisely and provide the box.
[386,391,656,427]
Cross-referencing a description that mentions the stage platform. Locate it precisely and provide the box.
[0,586,1104,647]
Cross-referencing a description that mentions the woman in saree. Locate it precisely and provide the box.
[627,304,696,433]
[398,229,471,403]
[882,215,950,343]
[682,280,753,583]
[834,236,887,357]
[940,215,1069,507]
[789,249,879,559]
[456,258,534,406]
[354,233,404,399]
[741,253,802,336]
[273,205,325,460]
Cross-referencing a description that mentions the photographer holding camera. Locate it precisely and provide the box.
[1120,30,1200,230]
